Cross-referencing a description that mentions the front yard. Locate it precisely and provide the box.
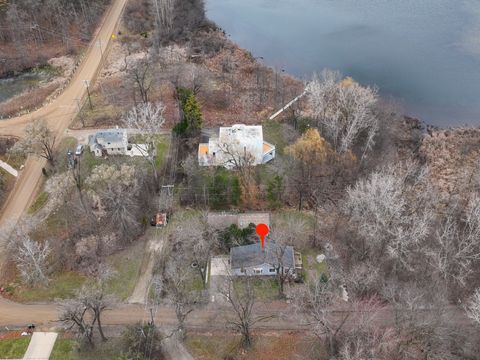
[186,332,326,360]
[0,337,30,359]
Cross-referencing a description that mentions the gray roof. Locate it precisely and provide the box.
[90,129,125,148]
[230,242,294,269]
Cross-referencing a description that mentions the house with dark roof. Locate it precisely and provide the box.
[230,242,300,277]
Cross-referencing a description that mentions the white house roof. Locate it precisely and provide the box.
[218,124,263,144]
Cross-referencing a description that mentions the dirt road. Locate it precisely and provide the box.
[0,295,472,332]
[0,0,128,232]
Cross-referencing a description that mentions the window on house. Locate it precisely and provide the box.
[254,269,262,274]
[269,268,275,273]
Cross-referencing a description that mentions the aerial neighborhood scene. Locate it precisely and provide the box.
[1,0,480,359]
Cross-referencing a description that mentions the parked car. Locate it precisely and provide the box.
[75,144,84,156]
[150,213,167,227]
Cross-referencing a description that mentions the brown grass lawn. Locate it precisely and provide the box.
[185,331,326,360]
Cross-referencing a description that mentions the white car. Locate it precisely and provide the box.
[75,144,84,156]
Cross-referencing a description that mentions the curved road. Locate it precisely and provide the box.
[0,0,128,231]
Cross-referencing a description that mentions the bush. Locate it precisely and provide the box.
[208,169,241,209]
[219,223,255,252]
[267,175,283,208]
[173,88,203,137]
[121,323,165,360]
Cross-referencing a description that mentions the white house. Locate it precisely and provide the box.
[230,242,300,277]
[88,129,148,157]
[198,124,275,168]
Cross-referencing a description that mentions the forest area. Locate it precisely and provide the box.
[0,0,111,76]
[0,0,480,359]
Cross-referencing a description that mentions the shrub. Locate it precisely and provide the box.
[267,175,283,208]
[219,223,255,252]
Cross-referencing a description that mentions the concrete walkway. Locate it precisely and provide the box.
[0,160,18,177]
[128,228,167,304]
[22,332,57,360]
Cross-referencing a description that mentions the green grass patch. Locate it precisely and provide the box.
[263,120,289,155]
[155,135,171,169]
[67,337,125,360]
[271,210,314,246]
[28,191,49,214]
[11,271,86,303]
[0,153,25,170]
[233,277,279,302]
[76,94,123,129]
[302,249,329,282]
[81,149,104,173]
[50,338,75,360]
[0,168,16,209]
[105,240,145,300]
[189,272,205,292]
[0,338,30,359]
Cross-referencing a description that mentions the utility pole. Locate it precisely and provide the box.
[75,98,86,128]
[83,80,93,110]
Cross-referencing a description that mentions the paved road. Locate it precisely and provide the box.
[22,332,58,360]
[0,0,128,234]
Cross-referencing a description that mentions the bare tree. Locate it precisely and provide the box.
[13,235,51,285]
[270,216,306,297]
[424,196,480,288]
[337,298,398,360]
[85,164,142,242]
[171,214,215,289]
[59,271,115,347]
[294,274,350,356]
[152,0,174,47]
[216,142,257,206]
[220,275,272,348]
[9,119,56,164]
[385,283,459,359]
[307,69,378,155]
[123,102,166,190]
[465,288,480,326]
[59,297,95,348]
[342,162,433,271]
[160,255,200,340]
[131,57,153,104]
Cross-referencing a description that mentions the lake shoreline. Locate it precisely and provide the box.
[205,0,480,129]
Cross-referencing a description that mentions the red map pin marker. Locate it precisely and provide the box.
[256,223,269,249]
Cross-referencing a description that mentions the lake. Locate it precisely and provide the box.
[206,0,480,127]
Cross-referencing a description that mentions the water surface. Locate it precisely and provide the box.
[206,0,480,127]
[0,71,50,103]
